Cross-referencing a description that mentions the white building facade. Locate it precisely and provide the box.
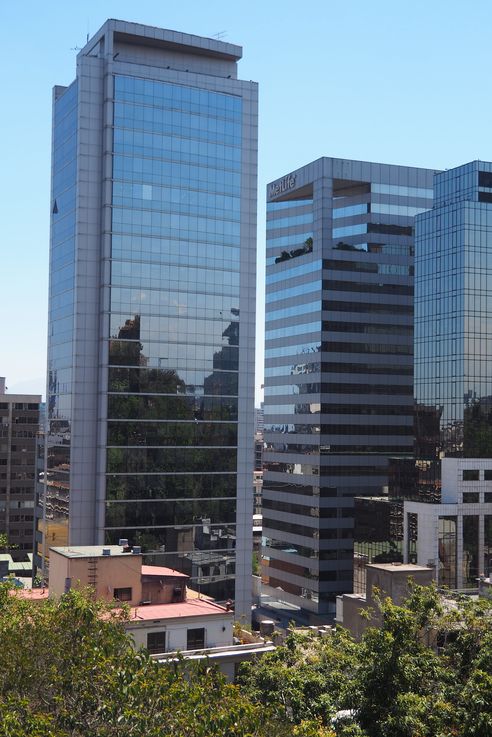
[404,458,492,590]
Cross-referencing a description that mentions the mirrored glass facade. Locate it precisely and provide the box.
[408,161,492,499]
[39,20,257,616]
[262,158,435,620]
[42,81,78,557]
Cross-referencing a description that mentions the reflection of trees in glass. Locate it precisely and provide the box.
[110,314,186,394]
[415,403,442,458]
[106,446,237,473]
[106,473,236,501]
[275,236,313,264]
[109,315,145,367]
[462,515,479,588]
[48,369,58,415]
[203,318,240,406]
[107,421,236,447]
[389,456,441,504]
[333,240,365,251]
[105,498,235,529]
[438,515,457,588]
[108,394,236,421]
[109,366,186,394]
[464,396,492,457]
[108,316,193,423]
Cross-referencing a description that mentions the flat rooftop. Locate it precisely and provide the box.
[50,545,141,559]
[369,563,432,573]
[141,565,188,579]
[81,18,242,62]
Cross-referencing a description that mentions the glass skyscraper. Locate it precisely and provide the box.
[38,20,257,616]
[415,161,492,466]
[391,162,492,507]
[398,161,492,591]
[262,157,436,622]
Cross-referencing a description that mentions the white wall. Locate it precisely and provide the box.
[126,613,233,653]
[441,458,492,503]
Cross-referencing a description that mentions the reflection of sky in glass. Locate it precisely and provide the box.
[415,169,492,457]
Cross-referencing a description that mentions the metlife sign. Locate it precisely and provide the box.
[268,173,297,199]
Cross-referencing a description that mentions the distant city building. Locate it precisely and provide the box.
[253,403,264,518]
[400,161,492,590]
[254,405,264,434]
[39,19,258,618]
[262,157,436,623]
[0,378,40,554]
[254,435,263,470]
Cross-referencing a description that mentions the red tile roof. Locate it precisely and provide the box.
[141,565,189,578]
[10,587,231,625]
[127,597,231,622]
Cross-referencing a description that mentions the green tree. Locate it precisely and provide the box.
[350,589,453,737]
[0,584,294,737]
[239,627,357,727]
[240,585,492,737]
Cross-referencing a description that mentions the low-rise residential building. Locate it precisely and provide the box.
[335,561,433,640]
[43,543,273,679]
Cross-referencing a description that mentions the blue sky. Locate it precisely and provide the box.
[1,0,492,403]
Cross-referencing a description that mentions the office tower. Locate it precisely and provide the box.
[39,20,257,616]
[262,157,436,623]
[402,161,492,590]
[0,378,40,552]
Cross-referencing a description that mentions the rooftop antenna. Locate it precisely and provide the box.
[212,30,227,40]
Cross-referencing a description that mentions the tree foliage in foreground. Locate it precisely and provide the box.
[6,582,492,736]
[239,585,492,737]
[0,585,327,737]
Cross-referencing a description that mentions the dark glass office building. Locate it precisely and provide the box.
[39,20,257,616]
[262,157,436,621]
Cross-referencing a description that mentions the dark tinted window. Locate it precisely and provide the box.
[114,587,132,601]
[147,631,166,654]
[479,171,492,188]
[367,223,413,236]
[187,627,205,649]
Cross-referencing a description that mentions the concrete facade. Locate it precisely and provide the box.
[335,562,433,639]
